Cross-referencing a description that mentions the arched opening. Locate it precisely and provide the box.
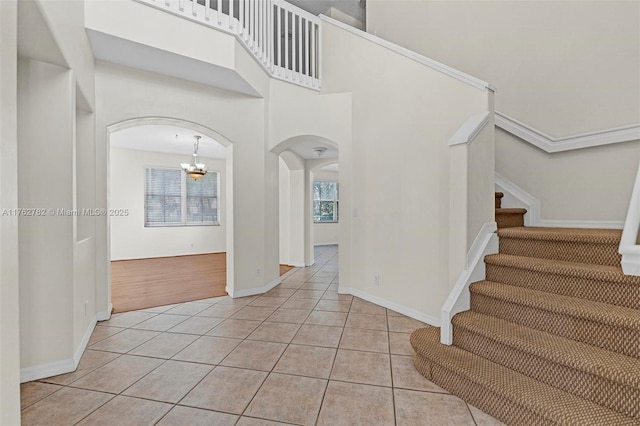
[105,117,234,312]
[272,135,339,270]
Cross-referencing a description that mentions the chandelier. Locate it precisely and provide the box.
[180,135,207,180]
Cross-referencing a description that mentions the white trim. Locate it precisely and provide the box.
[339,287,440,327]
[226,277,281,298]
[96,303,113,321]
[288,262,306,268]
[21,316,98,383]
[319,16,494,93]
[74,318,97,365]
[20,358,75,384]
[495,111,640,153]
[449,112,490,146]
[441,222,498,345]
[495,173,624,229]
[619,161,640,275]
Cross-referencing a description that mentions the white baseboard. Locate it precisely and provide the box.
[289,262,306,268]
[21,315,98,383]
[441,222,499,345]
[96,303,113,321]
[226,277,282,298]
[340,286,440,327]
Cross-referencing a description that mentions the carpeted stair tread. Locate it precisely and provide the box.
[453,311,640,389]
[471,281,640,357]
[485,253,640,308]
[470,281,640,330]
[497,227,622,245]
[497,227,622,266]
[495,208,527,214]
[410,327,637,426]
[495,208,527,229]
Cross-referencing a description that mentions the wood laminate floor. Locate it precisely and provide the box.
[111,253,227,313]
[112,254,298,313]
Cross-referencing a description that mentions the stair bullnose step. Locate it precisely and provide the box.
[485,254,639,284]
[470,281,640,331]
[410,327,637,426]
[452,311,640,389]
[470,281,640,358]
[484,253,640,308]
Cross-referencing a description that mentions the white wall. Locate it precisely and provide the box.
[110,148,226,260]
[279,157,291,264]
[322,19,491,322]
[18,58,75,370]
[0,0,20,421]
[367,0,640,223]
[313,169,340,246]
[95,61,274,301]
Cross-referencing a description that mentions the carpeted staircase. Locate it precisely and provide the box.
[410,193,640,425]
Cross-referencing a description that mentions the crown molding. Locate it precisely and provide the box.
[495,111,640,153]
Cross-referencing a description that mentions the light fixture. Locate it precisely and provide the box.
[180,135,207,180]
[312,146,327,158]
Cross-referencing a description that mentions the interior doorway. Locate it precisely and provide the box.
[108,123,229,312]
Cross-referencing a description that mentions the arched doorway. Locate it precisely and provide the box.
[271,135,339,269]
[105,117,234,312]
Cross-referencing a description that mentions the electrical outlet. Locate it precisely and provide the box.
[373,274,380,286]
[190,243,194,248]
[256,268,261,277]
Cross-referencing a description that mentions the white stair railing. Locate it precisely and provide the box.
[137,0,321,89]
[619,160,640,276]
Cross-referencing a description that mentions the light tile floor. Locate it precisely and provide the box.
[21,245,504,425]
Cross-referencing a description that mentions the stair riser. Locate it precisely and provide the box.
[485,263,640,309]
[496,213,525,229]
[453,327,640,419]
[413,353,544,426]
[499,238,622,266]
[470,293,640,358]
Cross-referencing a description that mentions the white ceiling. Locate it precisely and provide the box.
[110,125,227,159]
[319,163,339,172]
[289,0,365,23]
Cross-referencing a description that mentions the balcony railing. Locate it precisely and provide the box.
[137,0,321,89]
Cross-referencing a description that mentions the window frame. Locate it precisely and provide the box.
[144,167,220,227]
[313,180,339,224]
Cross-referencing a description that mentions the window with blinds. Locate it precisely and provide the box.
[313,181,339,223]
[145,168,219,226]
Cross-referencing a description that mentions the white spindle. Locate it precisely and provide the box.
[165,0,171,7]
[304,19,309,82]
[179,0,184,11]
[192,0,197,15]
[239,0,244,35]
[204,0,211,19]
[296,14,301,80]
[309,23,317,80]
[317,22,321,86]
[269,0,274,71]
[263,1,267,60]
[284,9,289,73]
[217,0,221,25]
[229,0,234,29]
[276,5,282,74]
[291,12,296,78]
[248,0,254,47]
[258,0,262,58]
